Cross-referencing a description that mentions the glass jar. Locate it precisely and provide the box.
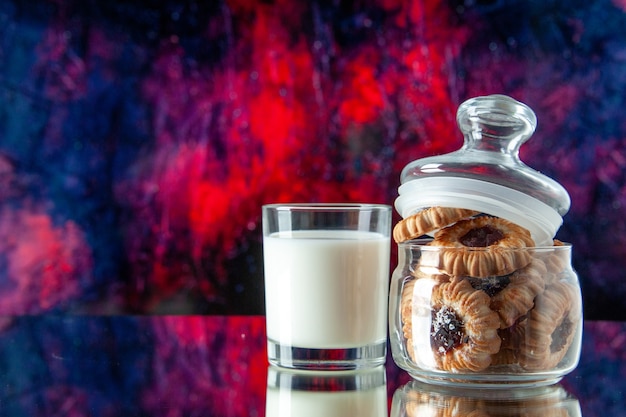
[389,95,582,387]
[389,240,582,387]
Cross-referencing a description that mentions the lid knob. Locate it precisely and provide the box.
[457,94,537,155]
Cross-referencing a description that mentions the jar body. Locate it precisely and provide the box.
[389,240,582,387]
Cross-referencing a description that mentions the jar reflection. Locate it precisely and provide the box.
[391,380,581,417]
[266,366,387,417]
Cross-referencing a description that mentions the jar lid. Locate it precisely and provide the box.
[394,94,571,245]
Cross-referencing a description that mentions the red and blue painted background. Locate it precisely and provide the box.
[1,0,625,319]
[2,0,626,414]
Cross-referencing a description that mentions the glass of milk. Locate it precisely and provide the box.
[262,203,391,370]
[265,366,388,417]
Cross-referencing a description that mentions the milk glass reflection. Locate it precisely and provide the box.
[262,204,391,370]
[266,366,388,417]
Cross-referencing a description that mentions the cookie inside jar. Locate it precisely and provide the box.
[389,95,582,387]
[394,234,582,386]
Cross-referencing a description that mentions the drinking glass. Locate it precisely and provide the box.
[262,203,391,370]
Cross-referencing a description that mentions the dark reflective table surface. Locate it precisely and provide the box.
[0,316,623,416]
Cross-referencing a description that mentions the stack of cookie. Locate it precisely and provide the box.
[394,206,581,374]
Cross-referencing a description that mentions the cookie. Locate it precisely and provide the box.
[393,207,479,243]
[425,216,535,277]
[401,279,416,340]
[491,321,526,366]
[538,239,572,285]
[400,278,420,362]
[401,275,439,364]
[487,258,547,328]
[519,282,581,371]
[490,346,519,367]
[429,278,501,372]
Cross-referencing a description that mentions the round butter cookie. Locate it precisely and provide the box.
[538,239,572,285]
[425,216,535,277]
[519,282,581,371]
[393,207,479,243]
[488,258,547,328]
[429,278,501,372]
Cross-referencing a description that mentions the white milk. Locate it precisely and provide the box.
[264,230,390,348]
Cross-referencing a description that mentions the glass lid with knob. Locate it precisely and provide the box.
[395,94,571,246]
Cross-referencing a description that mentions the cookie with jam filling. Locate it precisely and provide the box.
[424,216,535,277]
[481,258,547,329]
[519,281,581,371]
[428,277,501,372]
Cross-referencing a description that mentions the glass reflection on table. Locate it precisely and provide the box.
[266,366,388,416]
[391,380,581,417]
[265,364,582,416]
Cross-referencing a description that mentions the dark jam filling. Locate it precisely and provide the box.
[460,226,505,247]
[431,305,467,354]
[551,317,573,353]
[467,275,511,297]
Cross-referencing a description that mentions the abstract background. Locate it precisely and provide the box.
[1,0,626,414]
[1,0,625,319]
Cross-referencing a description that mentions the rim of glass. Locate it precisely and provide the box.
[397,238,572,250]
[263,203,391,211]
